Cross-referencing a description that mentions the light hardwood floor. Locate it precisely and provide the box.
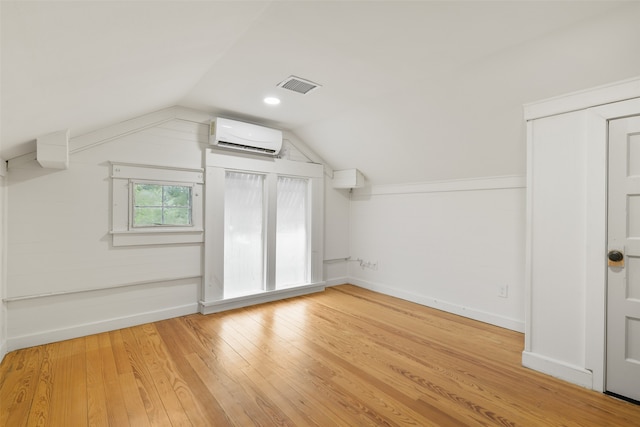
[1,284,639,426]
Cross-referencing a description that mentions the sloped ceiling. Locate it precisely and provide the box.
[2,1,639,184]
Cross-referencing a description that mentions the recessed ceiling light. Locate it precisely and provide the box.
[264,97,281,105]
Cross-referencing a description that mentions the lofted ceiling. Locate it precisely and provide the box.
[2,1,639,184]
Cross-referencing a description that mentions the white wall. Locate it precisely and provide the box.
[3,108,350,351]
[323,180,350,285]
[6,118,205,350]
[349,177,526,331]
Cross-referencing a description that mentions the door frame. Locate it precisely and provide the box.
[524,76,640,392]
[584,98,640,391]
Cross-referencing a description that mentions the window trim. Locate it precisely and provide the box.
[203,153,324,308]
[111,162,204,246]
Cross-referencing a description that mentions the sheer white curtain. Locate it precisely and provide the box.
[224,171,264,297]
[276,176,309,288]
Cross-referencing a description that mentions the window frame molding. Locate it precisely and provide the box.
[202,152,325,312]
[111,162,204,246]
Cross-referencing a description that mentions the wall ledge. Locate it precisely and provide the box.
[353,175,525,197]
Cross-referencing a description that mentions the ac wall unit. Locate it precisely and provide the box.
[210,117,282,156]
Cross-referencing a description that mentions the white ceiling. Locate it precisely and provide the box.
[2,1,639,184]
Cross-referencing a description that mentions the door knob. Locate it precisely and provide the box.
[608,250,624,262]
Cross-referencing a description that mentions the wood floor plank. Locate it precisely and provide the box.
[202,316,354,426]
[221,314,349,427]
[41,338,87,425]
[24,343,57,426]
[231,306,388,426]
[154,319,235,426]
[97,332,130,426]
[86,334,109,427]
[283,295,555,425]
[0,346,43,427]
[130,324,194,427]
[272,297,522,426]
[118,327,172,427]
[2,284,640,426]
[118,372,152,427]
[184,352,259,427]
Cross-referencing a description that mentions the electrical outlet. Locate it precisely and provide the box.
[498,285,508,298]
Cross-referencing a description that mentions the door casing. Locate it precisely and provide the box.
[524,77,640,392]
[584,98,640,391]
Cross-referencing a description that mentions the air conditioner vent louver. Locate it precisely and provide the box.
[217,140,276,154]
[277,76,321,94]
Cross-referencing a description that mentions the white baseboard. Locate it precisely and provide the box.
[350,278,525,332]
[324,276,349,287]
[200,283,325,314]
[7,303,198,351]
[522,351,593,389]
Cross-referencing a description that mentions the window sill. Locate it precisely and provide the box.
[199,282,326,315]
[111,229,204,246]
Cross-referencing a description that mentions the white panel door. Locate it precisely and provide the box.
[607,115,640,402]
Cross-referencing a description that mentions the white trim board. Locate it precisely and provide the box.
[6,106,212,168]
[283,131,334,177]
[522,351,593,389]
[199,283,326,315]
[350,278,525,333]
[3,275,202,302]
[6,277,201,351]
[324,277,350,287]
[8,303,198,352]
[71,106,212,154]
[353,175,525,197]
[524,75,640,121]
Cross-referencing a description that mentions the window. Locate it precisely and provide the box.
[203,154,324,306]
[132,182,193,227]
[224,172,265,297]
[111,162,204,246]
[276,176,309,288]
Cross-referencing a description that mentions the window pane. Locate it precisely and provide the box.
[164,186,190,207]
[132,183,192,227]
[164,207,191,225]
[276,176,308,288]
[134,207,162,226]
[224,172,265,297]
[135,184,162,206]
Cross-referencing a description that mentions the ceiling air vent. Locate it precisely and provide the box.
[277,75,321,95]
